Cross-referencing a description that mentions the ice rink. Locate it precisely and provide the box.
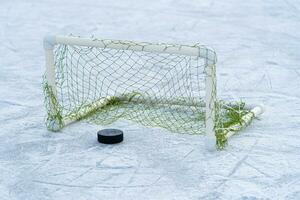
[0,0,300,199]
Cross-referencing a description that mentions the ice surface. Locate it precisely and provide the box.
[0,0,300,199]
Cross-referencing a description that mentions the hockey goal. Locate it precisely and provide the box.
[43,35,263,149]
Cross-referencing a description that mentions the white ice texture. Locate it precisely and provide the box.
[0,0,300,199]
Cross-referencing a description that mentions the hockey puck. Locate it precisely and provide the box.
[97,129,123,144]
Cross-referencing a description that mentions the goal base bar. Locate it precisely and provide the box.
[215,105,264,150]
[225,105,264,139]
[60,95,264,150]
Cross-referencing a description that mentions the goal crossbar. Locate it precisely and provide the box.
[44,35,217,64]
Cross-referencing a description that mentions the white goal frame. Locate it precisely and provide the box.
[43,35,263,148]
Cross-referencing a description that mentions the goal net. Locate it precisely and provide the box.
[43,35,263,150]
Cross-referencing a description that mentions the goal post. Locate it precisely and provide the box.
[43,35,263,150]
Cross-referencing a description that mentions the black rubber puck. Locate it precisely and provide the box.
[97,129,123,144]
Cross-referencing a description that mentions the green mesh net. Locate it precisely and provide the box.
[43,37,257,149]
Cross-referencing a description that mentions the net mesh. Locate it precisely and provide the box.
[43,38,254,149]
